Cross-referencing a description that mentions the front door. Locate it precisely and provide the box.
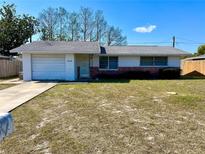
[76,55,90,78]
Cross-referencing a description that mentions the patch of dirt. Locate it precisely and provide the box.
[33,141,50,153]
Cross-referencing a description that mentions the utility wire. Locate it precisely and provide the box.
[175,36,202,43]
[176,42,205,45]
[129,36,205,45]
[129,42,171,44]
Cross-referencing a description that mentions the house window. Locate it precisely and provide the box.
[140,57,153,66]
[140,57,168,66]
[154,57,168,66]
[99,56,118,69]
[99,56,108,69]
[109,57,118,69]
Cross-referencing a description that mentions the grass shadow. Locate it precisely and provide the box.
[91,79,131,83]
[180,75,205,80]
[0,75,19,80]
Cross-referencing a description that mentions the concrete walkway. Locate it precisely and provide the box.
[0,82,57,112]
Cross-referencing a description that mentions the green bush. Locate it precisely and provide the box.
[159,68,181,79]
[96,70,151,79]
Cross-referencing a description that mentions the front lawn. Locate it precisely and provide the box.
[1,80,205,153]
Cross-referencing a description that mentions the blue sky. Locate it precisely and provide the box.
[2,0,205,53]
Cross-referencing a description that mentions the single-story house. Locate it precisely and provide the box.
[11,41,191,81]
[181,54,205,76]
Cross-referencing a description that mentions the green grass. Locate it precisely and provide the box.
[1,80,205,153]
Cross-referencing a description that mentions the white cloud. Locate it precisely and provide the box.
[133,25,157,33]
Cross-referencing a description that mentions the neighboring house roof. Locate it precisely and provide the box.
[101,46,191,56]
[0,55,10,59]
[10,41,100,54]
[184,54,205,60]
[10,41,191,56]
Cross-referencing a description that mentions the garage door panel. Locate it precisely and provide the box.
[32,59,65,63]
[32,58,65,63]
[32,54,65,80]
[32,54,64,58]
[32,64,65,71]
[32,72,65,80]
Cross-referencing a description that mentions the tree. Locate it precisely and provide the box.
[197,45,205,56]
[93,10,107,43]
[38,7,58,40]
[0,3,37,56]
[37,6,127,44]
[57,7,68,41]
[68,12,80,41]
[106,26,127,46]
[80,7,94,41]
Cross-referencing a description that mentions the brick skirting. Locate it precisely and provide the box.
[90,67,162,79]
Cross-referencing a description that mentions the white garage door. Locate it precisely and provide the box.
[32,54,65,80]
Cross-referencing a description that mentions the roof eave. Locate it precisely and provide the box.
[11,50,100,54]
[10,49,20,53]
[98,53,192,56]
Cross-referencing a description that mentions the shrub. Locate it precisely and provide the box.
[96,73,119,79]
[119,70,151,79]
[96,70,151,79]
[159,68,181,79]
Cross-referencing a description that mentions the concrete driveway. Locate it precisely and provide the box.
[0,78,24,84]
[0,82,57,112]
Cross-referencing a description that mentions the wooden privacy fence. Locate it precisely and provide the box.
[181,60,205,76]
[0,59,22,78]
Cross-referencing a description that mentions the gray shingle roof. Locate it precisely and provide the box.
[10,41,100,54]
[101,46,191,56]
[10,41,191,56]
[184,54,205,60]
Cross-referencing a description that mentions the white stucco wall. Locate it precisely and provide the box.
[22,53,31,81]
[168,56,181,67]
[118,56,140,67]
[92,55,181,67]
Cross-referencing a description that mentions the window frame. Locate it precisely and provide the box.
[99,56,118,70]
[99,56,109,69]
[154,57,168,66]
[140,57,154,66]
[140,56,168,67]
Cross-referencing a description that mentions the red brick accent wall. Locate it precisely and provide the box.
[90,67,162,79]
